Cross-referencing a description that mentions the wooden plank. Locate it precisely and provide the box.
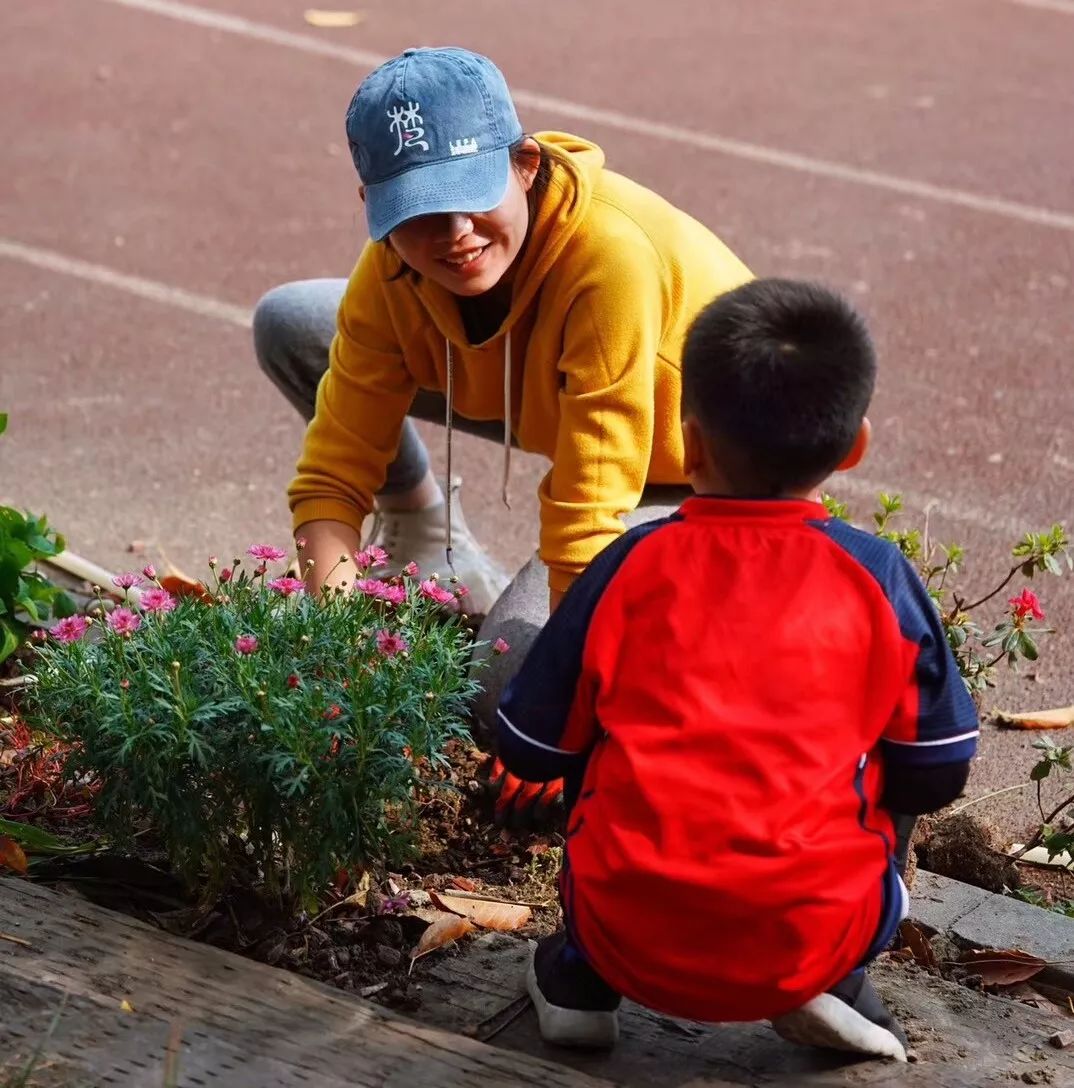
[418,933,1074,1088]
[0,878,614,1088]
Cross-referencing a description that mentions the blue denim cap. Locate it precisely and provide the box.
[345,47,524,242]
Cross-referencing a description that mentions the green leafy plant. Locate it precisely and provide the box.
[823,492,1070,696]
[21,545,488,909]
[1008,735,1074,868]
[0,413,76,664]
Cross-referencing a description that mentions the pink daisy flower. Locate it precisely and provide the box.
[419,579,455,606]
[375,629,409,657]
[380,584,407,605]
[234,634,259,655]
[111,571,142,590]
[247,544,287,562]
[492,637,510,655]
[140,588,177,614]
[355,577,390,598]
[51,615,91,644]
[106,607,142,636]
[353,545,389,570]
[267,577,306,597]
[402,561,419,578]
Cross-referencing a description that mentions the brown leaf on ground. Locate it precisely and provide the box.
[450,876,478,892]
[898,920,938,969]
[995,706,1074,730]
[958,948,1047,986]
[0,836,28,874]
[429,891,532,931]
[410,914,475,960]
[303,9,363,27]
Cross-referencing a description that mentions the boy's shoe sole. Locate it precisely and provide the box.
[771,992,907,1062]
[526,948,620,1049]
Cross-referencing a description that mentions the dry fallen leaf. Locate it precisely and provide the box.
[959,948,1047,987]
[995,706,1074,730]
[429,891,532,931]
[0,837,28,874]
[304,9,363,27]
[450,875,478,892]
[410,914,475,960]
[898,920,937,969]
[120,999,135,1012]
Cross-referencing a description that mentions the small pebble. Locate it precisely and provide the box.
[1049,1029,1074,1049]
[376,943,402,967]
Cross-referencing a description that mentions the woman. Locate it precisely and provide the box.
[254,46,753,621]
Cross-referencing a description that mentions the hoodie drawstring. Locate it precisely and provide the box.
[443,332,513,575]
[502,330,513,511]
[445,339,455,574]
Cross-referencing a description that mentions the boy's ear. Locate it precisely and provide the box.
[837,417,871,472]
[681,414,706,476]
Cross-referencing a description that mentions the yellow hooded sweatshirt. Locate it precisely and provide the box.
[289,133,752,594]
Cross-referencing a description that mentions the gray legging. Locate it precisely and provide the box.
[253,278,514,495]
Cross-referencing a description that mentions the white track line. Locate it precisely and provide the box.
[1010,0,1074,15]
[0,238,252,328]
[97,0,1074,234]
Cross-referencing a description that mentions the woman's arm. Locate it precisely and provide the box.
[295,519,362,596]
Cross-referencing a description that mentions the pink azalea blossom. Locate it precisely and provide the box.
[402,561,419,578]
[375,629,409,657]
[106,607,142,636]
[492,637,510,655]
[268,577,306,597]
[51,615,91,644]
[234,634,259,655]
[247,544,287,562]
[218,567,233,584]
[353,545,389,570]
[111,571,142,590]
[1009,588,1045,622]
[140,588,177,614]
[419,579,455,606]
[142,564,157,580]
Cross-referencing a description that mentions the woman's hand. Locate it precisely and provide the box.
[296,520,362,598]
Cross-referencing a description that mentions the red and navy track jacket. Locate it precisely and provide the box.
[497,496,978,1021]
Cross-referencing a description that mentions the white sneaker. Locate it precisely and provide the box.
[363,479,510,616]
[772,991,907,1062]
[526,945,620,1050]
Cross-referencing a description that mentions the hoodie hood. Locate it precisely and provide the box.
[412,132,604,347]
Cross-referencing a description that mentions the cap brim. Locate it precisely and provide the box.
[363,146,511,242]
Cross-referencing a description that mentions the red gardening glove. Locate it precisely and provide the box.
[487,756,565,830]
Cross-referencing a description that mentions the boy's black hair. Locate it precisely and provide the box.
[681,278,877,495]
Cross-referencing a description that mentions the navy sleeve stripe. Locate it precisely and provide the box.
[497,708,586,756]
[810,517,979,758]
[884,730,980,749]
[496,512,679,781]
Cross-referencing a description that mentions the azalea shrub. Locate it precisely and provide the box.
[0,412,76,664]
[823,493,1070,697]
[21,545,491,908]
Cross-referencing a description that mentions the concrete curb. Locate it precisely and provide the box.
[911,869,1074,988]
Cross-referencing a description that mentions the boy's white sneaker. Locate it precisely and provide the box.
[525,935,620,1050]
[771,973,907,1062]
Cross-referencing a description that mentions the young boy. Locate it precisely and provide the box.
[496,278,978,1061]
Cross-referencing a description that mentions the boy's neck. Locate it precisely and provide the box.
[688,470,822,504]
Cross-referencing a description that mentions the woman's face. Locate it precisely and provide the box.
[382,141,540,296]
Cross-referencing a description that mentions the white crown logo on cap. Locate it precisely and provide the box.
[386,101,430,156]
[449,137,479,157]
